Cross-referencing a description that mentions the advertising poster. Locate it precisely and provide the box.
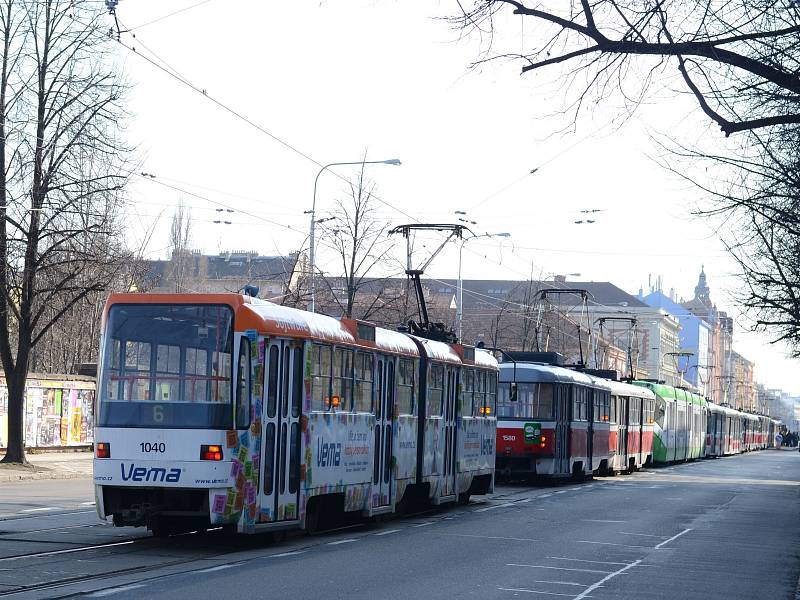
[0,377,94,449]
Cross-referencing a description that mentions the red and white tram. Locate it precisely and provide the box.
[93,293,497,535]
[495,357,601,478]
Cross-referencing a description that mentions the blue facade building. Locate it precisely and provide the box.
[640,289,711,396]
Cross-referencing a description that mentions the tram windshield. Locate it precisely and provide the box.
[98,304,234,429]
[497,382,554,419]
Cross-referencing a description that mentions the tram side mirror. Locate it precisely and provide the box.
[510,382,518,402]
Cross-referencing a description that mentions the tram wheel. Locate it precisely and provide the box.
[150,519,173,538]
[457,492,471,506]
[304,498,321,534]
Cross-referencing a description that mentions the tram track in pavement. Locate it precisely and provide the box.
[0,474,665,598]
[0,500,501,598]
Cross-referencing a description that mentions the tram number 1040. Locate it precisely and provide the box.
[140,442,167,454]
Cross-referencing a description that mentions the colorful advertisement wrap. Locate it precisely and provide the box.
[0,377,95,449]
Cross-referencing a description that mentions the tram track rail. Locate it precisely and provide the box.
[0,487,578,598]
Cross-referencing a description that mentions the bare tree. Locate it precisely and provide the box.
[673,127,800,354]
[452,1,800,136]
[0,1,130,463]
[165,199,193,292]
[318,161,399,320]
[452,1,800,352]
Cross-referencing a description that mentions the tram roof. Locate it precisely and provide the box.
[603,379,656,399]
[497,361,595,385]
[105,293,421,357]
[631,380,706,406]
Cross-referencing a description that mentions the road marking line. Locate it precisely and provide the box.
[373,529,400,536]
[412,522,433,527]
[270,550,306,557]
[619,531,669,539]
[476,502,516,512]
[81,501,96,506]
[577,540,652,549]
[438,533,540,542]
[573,559,642,600]
[507,564,611,574]
[583,519,626,523]
[538,494,552,498]
[498,587,575,596]
[654,528,692,549]
[195,562,245,573]
[88,584,146,597]
[327,538,357,545]
[21,507,57,513]
[527,580,588,587]
[553,491,567,494]
[546,556,629,566]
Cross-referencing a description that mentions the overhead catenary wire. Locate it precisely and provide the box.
[127,0,217,32]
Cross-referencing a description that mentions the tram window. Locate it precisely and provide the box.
[354,352,374,413]
[211,351,232,403]
[105,339,122,401]
[498,382,552,419]
[655,399,666,427]
[474,370,486,417]
[155,344,180,402]
[263,422,275,495]
[98,304,234,429]
[463,369,475,416]
[387,360,395,414]
[486,373,497,417]
[497,383,513,417]
[334,348,354,411]
[610,395,617,423]
[292,347,303,418]
[311,344,332,412]
[123,341,151,401]
[593,392,601,422]
[397,359,415,415]
[289,422,300,494]
[235,338,251,429]
[185,347,209,402]
[267,345,279,418]
[281,350,290,418]
[428,364,444,417]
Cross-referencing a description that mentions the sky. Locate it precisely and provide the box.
[105,1,799,394]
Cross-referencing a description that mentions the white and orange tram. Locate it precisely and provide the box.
[93,293,498,535]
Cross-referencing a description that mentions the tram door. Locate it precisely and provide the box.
[259,339,302,522]
[372,357,395,508]
[586,389,594,472]
[442,368,458,497]
[555,385,570,475]
[616,395,628,467]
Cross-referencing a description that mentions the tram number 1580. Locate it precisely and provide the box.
[140,442,166,454]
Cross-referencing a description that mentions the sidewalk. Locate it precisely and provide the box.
[0,450,93,482]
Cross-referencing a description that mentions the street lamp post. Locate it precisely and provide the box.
[308,158,401,312]
[456,231,510,342]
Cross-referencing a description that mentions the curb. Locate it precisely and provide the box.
[0,471,92,483]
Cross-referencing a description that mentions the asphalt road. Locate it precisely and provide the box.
[0,449,798,599]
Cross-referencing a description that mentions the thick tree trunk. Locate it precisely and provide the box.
[1,371,27,464]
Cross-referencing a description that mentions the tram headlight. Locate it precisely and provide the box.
[95,442,111,459]
[200,445,223,461]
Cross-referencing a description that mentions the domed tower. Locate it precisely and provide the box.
[694,265,711,307]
